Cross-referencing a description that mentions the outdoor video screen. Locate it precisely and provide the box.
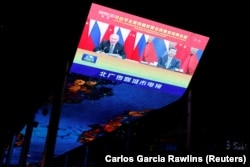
[70,3,209,98]
[67,3,211,134]
[11,4,210,163]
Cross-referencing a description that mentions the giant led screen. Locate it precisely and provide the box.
[65,3,210,142]
[11,3,210,164]
[70,3,209,98]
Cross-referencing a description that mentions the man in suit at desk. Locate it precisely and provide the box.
[157,46,181,71]
[93,33,126,59]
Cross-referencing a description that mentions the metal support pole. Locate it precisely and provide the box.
[186,89,192,152]
[19,111,36,167]
[4,134,16,167]
[41,60,69,167]
[82,144,89,167]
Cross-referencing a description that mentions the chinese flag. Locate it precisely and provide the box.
[101,24,115,41]
[141,41,158,64]
[180,56,191,74]
[131,34,147,62]
[78,18,90,49]
[83,21,101,51]
[124,31,136,59]
[175,43,191,73]
[188,53,199,75]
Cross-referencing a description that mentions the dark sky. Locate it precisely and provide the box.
[1,0,249,143]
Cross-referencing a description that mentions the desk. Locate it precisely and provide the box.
[72,49,192,88]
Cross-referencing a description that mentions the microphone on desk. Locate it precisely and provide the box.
[103,47,107,52]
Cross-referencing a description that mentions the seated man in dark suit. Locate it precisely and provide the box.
[93,33,126,59]
[157,46,181,71]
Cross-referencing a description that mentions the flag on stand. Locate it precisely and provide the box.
[188,53,198,75]
[179,34,206,74]
[116,28,124,46]
[187,49,203,75]
[152,37,168,58]
[90,21,101,49]
[101,24,115,41]
[141,41,157,63]
[141,37,167,64]
[82,21,101,51]
[196,49,203,61]
[124,31,136,59]
[175,43,191,74]
[131,34,147,61]
[78,18,90,49]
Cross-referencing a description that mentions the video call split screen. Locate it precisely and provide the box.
[70,3,210,98]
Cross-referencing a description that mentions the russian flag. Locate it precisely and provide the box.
[130,33,147,61]
[141,37,167,64]
[196,49,203,61]
[152,37,168,58]
[187,49,203,75]
[82,20,101,51]
[89,21,101,49]
[116,28,124,46]
[177,34,206,74]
